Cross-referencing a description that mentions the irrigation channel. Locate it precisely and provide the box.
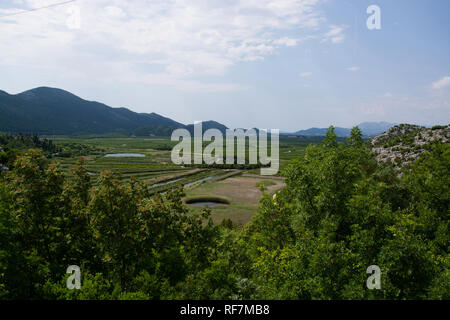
[148,170,241,198]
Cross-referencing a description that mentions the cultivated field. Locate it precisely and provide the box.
[46,135,321,224]
[185,173,285,225]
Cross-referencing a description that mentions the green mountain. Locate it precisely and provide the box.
[357,121,397,136]
[293,127,351,137]
[186,120,228,135]
[0,87,397,137]
[291,122,396,137]
[0,87,187,135]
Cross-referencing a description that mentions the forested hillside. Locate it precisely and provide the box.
[0,133,103,171]
[0,126,448,299]
[0,87,185,135]
[292,122,396,137]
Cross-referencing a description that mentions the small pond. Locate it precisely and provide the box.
[188,202,225,207]
[185,196,230,207]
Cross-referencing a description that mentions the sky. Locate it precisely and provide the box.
[0,0,449,131]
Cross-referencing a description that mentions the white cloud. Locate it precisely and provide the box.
[347,66,359,72]
[322,25,347,44]
[299,72,312,77]
[431,76,450,90]
[273,37,300,47]
[356,93,450,124]
[0,0,328,91]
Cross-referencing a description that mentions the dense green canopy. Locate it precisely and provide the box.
[0,127,448,299]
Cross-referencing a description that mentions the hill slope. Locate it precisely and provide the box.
[0,87,398,137]
[358,121,396,136]
[291,122,396,137]
[294,127,351,137]
[186,120,228,135]
[0,87,186,135]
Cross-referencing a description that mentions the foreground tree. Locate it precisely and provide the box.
[243,127,449,299]
[0,135,447,300]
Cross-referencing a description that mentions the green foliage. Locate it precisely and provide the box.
[0,149,217,299]
[0,133,103,170]
[322,126,338,148]
[0,138,448,300]
[242,138,448,299]
[348,126,363,147]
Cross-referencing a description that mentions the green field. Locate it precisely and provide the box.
[184,173,285,225]
[44,135,324,224]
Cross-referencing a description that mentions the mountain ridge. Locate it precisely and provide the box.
[1,87,397,137]
[287,122,397,137]
[0,87,188,136]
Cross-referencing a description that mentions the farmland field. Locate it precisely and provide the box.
[184,173,285,225]
[46,135,326,224]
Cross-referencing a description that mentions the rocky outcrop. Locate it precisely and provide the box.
[371,124,449,168]
[0,146,9,171]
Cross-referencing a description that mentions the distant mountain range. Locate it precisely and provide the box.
[292,127,351,137]
[289,122,396,137]
[0,87,395,137]
[0,87,226,136]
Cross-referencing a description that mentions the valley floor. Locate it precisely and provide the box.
[185,173,285,225]
[46,136,298,225]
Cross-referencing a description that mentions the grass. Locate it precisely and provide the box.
[42,135,326,225]
[184,175,285,226]
[52,135,318,172]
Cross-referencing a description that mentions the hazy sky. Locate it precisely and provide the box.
[1,0,449,131]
